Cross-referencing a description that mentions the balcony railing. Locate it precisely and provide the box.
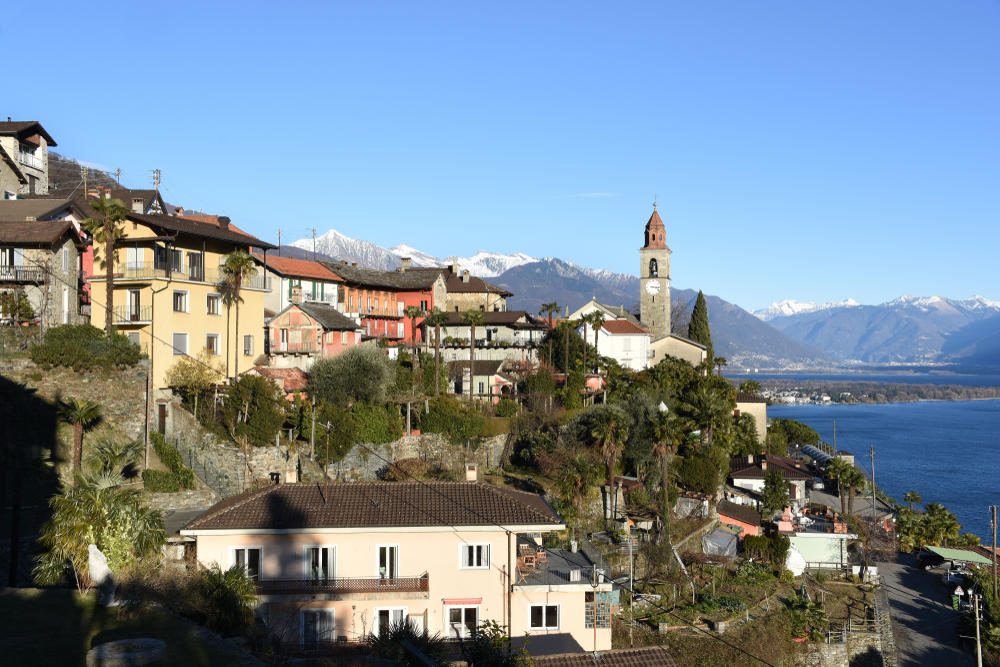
[101,267,271,290]
[0,265,45,282]
[273,341,318,354]
[112,305,152,323]
[256,573,429,596]
[18,151,44,170]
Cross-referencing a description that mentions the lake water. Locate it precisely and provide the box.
[769,400,1000,541]
[727,372,1000,388]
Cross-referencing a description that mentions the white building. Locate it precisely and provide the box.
[577,319,651,371]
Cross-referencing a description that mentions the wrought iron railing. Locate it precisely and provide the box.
[112,305,153,323]
[257,573,429,595]
[0,266,44,282]
[105,267,271,290]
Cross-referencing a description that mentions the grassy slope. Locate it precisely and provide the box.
[0,588,257,666]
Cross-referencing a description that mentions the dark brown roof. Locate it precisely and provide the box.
[0,121,57,146]
[25,187,166,218]
[534,646,678,667]
[447,359,506,379]
[0,198,80,221]
[442,310,546,328]
[717,500,762,526]
[729,454,813,481]
[735,391,765,403]
[441,270,512,296]
[129,212,275,249]
[0,220,83,247]
[318,261,440,291]
[182,481,563,532]
[297,302,361,331]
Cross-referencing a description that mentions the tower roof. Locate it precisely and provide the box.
[643,203,669,250]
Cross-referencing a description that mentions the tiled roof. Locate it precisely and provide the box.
[250,366,308,393]
[0,199,79,220]
[297,302,361,331]
[447,359,505,378]
[735,391,765,403]
[594,301,641,325]
[440,270,512,296]
[253,252,342,282]
[717,500,762,526]
[0,121,57,145]
[182,481,563,532]
[129,212,275,249]
[0,220,83,246]
[729,454,813,481]
[319,262,440,290]
[602,320,651,335]
[534,646,678,667]
[442,310,546,328]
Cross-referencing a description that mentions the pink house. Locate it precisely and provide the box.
[716,500,762,538]
[267,301,363,371]
[180,480,613,655]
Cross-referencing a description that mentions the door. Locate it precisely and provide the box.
[302,610,334,645]
[129,290,141,321]
[447,606,478,638]
[157,404,166,435]
[376,608,405,636]
[377,545,398,579]
[306,546,333,582]
[234,547,261,580]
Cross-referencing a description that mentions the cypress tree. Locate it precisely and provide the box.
[687,290,713,359]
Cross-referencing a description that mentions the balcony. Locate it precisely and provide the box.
[256,573,429,596]
[273,340,318,354]
[112,305,152,324]
[18,151,44,171]
[98,267,271,291]
[0,265,44,282]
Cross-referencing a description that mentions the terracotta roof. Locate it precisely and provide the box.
[129,212,275,249]
[0,220,83,247]
[729,454,813,481]
[0,120,57,146]
[250,366,308,393]
[534,646,678,667]
[181,481,563,532]
[601,320,651,335]
[297,302,361,331]
[0,198,80,220]
[642,205,670,251]
[717,500,762,526]
[253,252,342,282]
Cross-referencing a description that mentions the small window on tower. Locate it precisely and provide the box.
[649,259,658,277]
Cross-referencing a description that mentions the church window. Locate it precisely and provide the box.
[649,259,658,277]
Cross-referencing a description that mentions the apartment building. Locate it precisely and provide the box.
[0,220,85,326]
[0,120,56,197]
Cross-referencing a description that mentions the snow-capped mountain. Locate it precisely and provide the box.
[755,298,860,321]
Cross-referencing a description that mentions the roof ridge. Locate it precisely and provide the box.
[483,483,562,525]
[184,484,278,529]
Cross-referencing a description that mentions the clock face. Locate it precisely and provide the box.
[645,279,661,295]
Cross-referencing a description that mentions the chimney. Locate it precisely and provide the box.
[218,216,231,229]
[462,270,470,284]
[175,207,185,216]
[450,260,459,274]
[465,463,478,482]
[291,285,303,304]
[733,409,741,418]
[400,257,411,272]
[760,458,768,471]
[340,260,347,265]
[131,197,144,213]
[747,454,753,464]
[285,466,298,483]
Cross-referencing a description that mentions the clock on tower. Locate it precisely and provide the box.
[638,203,671,338]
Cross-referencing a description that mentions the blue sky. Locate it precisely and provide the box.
[9,1,999,311]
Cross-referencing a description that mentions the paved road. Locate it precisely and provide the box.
[878,554,973,667]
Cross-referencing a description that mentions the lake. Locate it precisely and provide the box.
[769,399,1000,541]
[727,372,1000,388]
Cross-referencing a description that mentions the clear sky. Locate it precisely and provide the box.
[9,1,999,311]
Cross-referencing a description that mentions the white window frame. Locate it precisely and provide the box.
[172,290,188,313]
[126,246,144,270]
[376,544,400,579]
[171,332,188,356]
[459,543,491,570]
[207,293,221,316]
[303,545,336,580]
[126,331,141,348]
[62,247,69,272]
[529,603,560,630]
[205,333,220,356]
[373,606,408,637]
[230,546,262,579]
[243,334,254,357]
[299,608,335,645]
[445,605,480,639]
[340,330,347,344]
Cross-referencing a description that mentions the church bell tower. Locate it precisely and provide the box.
[639,203,671,338]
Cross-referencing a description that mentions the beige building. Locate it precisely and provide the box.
[735,391,767,444]
[180,480,613,654]
[649,333,708,367]
[87,211,275,390]
[0,120,56,197]
[0,220,85,327]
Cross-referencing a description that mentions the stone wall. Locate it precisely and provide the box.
[799,632,883,667]
[329,432,508,481]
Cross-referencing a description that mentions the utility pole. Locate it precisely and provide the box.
[311,228,317,261]
[310,397,316,461]
[80,164,88,196]
[992,505,998,599]
[277,230,282,256]
[152,169,161,195]
[870,446,877,522]
[114,168,121,185]
[974,593,983,667]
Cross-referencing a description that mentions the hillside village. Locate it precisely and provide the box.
[3,119,1000,666]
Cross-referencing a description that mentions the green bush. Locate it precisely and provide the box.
[420,396,484,444]
[142,469,181,492]
[352,403,403,444]
[494,398,519,417]
[221,374,285,447]
[148,432,195,491]
[30,324,143,371]
[481,417,510,438]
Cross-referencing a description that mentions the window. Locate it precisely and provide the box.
[447,606,478,639]
[126,247,143,270]
[459,544,490,570]
[62,247,69,272]
[128,290,141,321]
[375,608,407,636]
[205,334,220,356]
[171,333,187,356]
[300,609,335,645]
[367,298,372,312]
[396,301,404,316]
[233,547,261,580]
[305,546,335,581]
[126,332,141,348]
[397,322,404,338]
[170,249,184,273]
[529,604,559,630]
[585,592,611,629]
[478,381,485,396]
[154,245,168,271]
[244,335,254,357]
[419,300,428,311]
[377,545,399,579]
[173,291,188,313]
[649,258,658,277]
[188,253,204,281]
[207,294,220,315]
[348,295,354,310]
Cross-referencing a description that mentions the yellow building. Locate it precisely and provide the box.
[87,212,276,390]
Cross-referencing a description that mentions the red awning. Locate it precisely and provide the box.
[443,598,482,605]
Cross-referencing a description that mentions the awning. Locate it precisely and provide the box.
[925,546,992,565]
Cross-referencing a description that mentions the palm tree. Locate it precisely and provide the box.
[199,564,259,635]
[460,310,485,402]
[404,306,424,372]
[841,466,866,515]
[556,451,603,541]
[652,409,684,545]
[87,438,143,477]
[366,620,449,665]
[82,195,129,338]
[903,491,922,512]
[590,407,631,530]
[825,458,849,515]
[220,250,256,378]
[424,309,449,396]
[540,301,560,364]
[58,397,102,473]
[680,382,730,447]
[586,311,606,374]
[714,356,728,376]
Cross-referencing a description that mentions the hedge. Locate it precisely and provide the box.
[142,469,180,492]
[147,431,195,491]
[30,324,143,371]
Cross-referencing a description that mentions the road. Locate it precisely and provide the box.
[878,554,973,667]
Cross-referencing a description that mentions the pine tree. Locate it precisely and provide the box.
[687,290,713,360]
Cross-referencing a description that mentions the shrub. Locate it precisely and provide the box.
[352,403,403,444]
[494,398,519,417]
[221,374,286,447]
[677,455,719,495]
[309,346,396,407]
[30,324,143,371]
[420,396,484,444]
[481,417,510,438]
[147,431,195,491]
[142,469,180,492]
[381,457,430,481]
